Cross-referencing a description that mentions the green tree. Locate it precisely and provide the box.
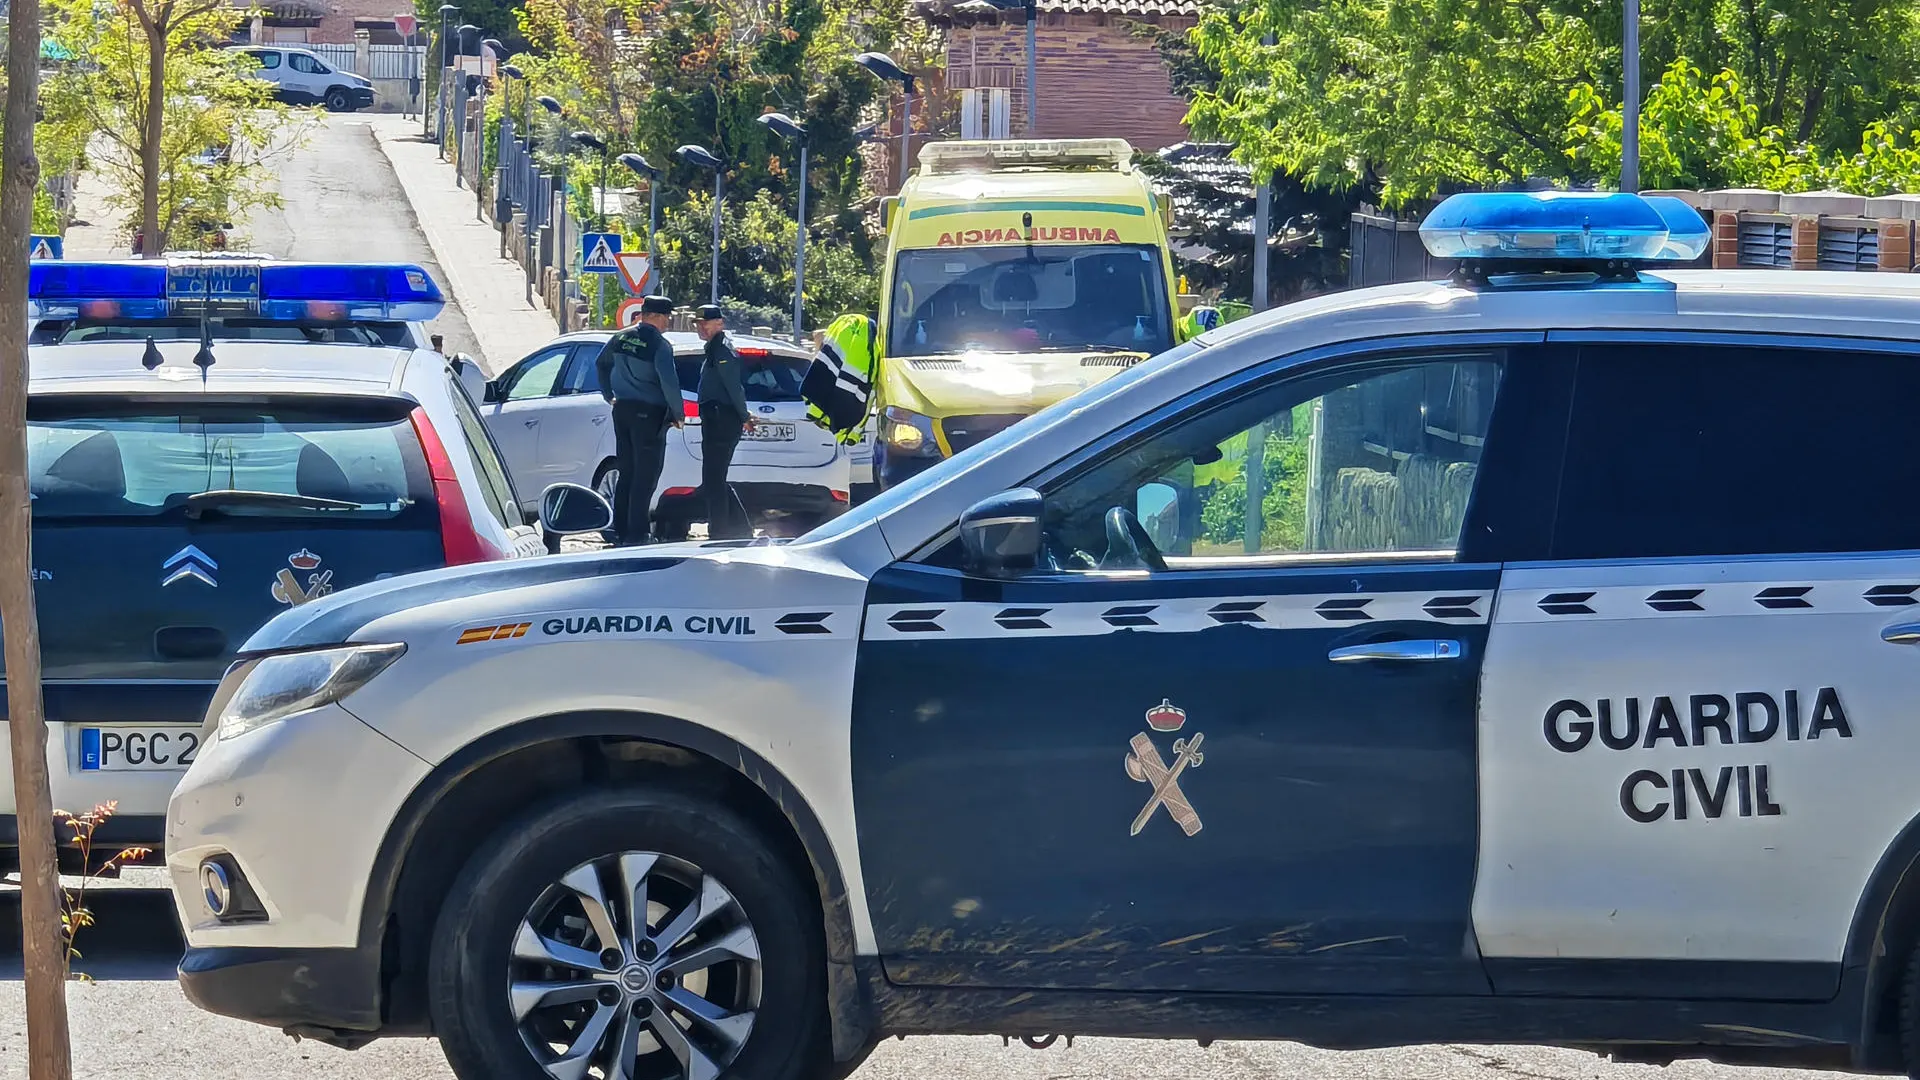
[1184,0,1920,206]
[44,0,311,253]
[647,188,874,331]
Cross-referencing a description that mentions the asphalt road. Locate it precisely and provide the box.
[0,110,1879,1080]
[236,112,486,363]
[0,878,1873,1080]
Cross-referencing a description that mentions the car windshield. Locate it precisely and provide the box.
[28,401,431,521]
[888,244,1173,358]
[34,318,410,346]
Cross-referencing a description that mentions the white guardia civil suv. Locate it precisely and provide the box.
[170,193,1920,1080]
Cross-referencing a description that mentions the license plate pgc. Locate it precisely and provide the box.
[78,726,202,771]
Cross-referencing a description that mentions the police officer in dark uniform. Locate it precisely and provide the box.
[695,304,753,540]
[594,295,683,545]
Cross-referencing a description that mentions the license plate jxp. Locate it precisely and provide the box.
[78,727,202,771]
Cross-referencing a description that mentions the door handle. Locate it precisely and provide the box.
[1883,623,1920,645]
[524,419,539,427]
[1329,639,1463,663]
[591,415,607,425]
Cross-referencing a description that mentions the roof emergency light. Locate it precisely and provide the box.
[919,138,1134,176]
[27,260,446,322]
[1419,191,1710,269]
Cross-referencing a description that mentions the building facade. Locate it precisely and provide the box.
[914,0,1197,151]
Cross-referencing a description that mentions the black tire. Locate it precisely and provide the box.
[428,787,828,1080]
[1899,936,1920,1077]
[653,515,692,542]
[324,87,352,112]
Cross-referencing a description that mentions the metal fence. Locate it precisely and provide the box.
[368,44,423,80]
[304,42,426,78]
[309,43,357,71]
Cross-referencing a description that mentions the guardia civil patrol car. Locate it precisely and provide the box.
[169,192,1920,1080]
[5,258,608,867]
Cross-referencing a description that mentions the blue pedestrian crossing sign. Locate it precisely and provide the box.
[581,232,621,274]
[30,235,62,260]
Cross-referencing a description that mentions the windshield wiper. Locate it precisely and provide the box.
[182,489,362,517]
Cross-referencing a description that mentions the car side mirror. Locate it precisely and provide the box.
[539,482,613,537]
[482,378,503,404]
[959,487,1043,576]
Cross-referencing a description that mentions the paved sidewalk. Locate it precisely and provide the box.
[368,113,560,374]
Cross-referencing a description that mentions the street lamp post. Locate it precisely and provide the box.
[539,95,570,330]
[676,144,726,305]
[855,52,915,189]
[1622,0,1640,192]
[618,152,659,272]
[572,131,609,231]
[757,112,809,344]
[435,4,457,153]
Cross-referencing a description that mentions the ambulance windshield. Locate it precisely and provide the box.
[889,244,1172,358]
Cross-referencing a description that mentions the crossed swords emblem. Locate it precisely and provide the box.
[1125,730,1205,836]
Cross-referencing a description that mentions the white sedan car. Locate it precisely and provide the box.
[475,331,850,539]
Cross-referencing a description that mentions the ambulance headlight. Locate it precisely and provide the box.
[217,643,406,741]
[883,406,940,457]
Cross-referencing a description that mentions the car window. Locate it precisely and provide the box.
[558,342,608,395]
[289,52,328,74]
[503,347,569,401]
[249,50,282,70]
[673,350,703,398]
[1038,354,1503,569]
[26,402,432,521]
[1553,343,1920,560]
[444,374,523,528]
[738,350,809,402]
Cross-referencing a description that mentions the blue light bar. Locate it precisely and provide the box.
[1419,191,1680,262]
[27,260,445,321]
[1642,196,1711,261]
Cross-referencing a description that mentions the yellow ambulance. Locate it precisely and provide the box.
[869,138,1192,488]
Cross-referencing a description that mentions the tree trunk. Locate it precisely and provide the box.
[141,23,166,258]
[0,0,73,1072]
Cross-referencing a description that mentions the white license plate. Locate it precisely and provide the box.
[744,422,796,442]
[78,726,202,771]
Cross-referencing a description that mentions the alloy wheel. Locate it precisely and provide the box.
[509,851,761,1080]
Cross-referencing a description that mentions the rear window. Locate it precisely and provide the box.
[33,318,411,346]
[666,344,809,402]
[28,399,432,522]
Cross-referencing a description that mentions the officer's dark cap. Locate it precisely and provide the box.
[696,304,725,322]
[640,295,674,315]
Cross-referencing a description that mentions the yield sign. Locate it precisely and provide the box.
[613,251,653,295]
[394,12,417,36]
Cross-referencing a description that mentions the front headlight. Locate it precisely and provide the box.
[217,643,406,741]
[883,406,941,457]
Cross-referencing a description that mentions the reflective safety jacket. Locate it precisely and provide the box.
[802,313,879,443]
[1177,305,1223,344]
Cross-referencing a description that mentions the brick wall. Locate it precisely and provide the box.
[945,14,1193,151]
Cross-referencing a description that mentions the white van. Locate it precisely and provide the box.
[231,46,374,112]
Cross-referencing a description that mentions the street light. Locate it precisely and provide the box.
[963,0,1036,132]
[854,52,915,187]
[757,112,809,344]
[675,143,726,305]
[571,130,609,231]
[537,96,571,331]
[435,4,458,153]
[619,152,659,270]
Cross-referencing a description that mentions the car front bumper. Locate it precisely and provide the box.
[180,944,385,1038]
[348,86,375,108]
[168,701,429,956]
[875,443,941,489]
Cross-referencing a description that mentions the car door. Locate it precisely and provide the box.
[851,342,1561,995]
[480,344,570,495]
[1474,337,1920,1003]
[539,342,615,489]
[286,51,329,102]
[243,49,287,98]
